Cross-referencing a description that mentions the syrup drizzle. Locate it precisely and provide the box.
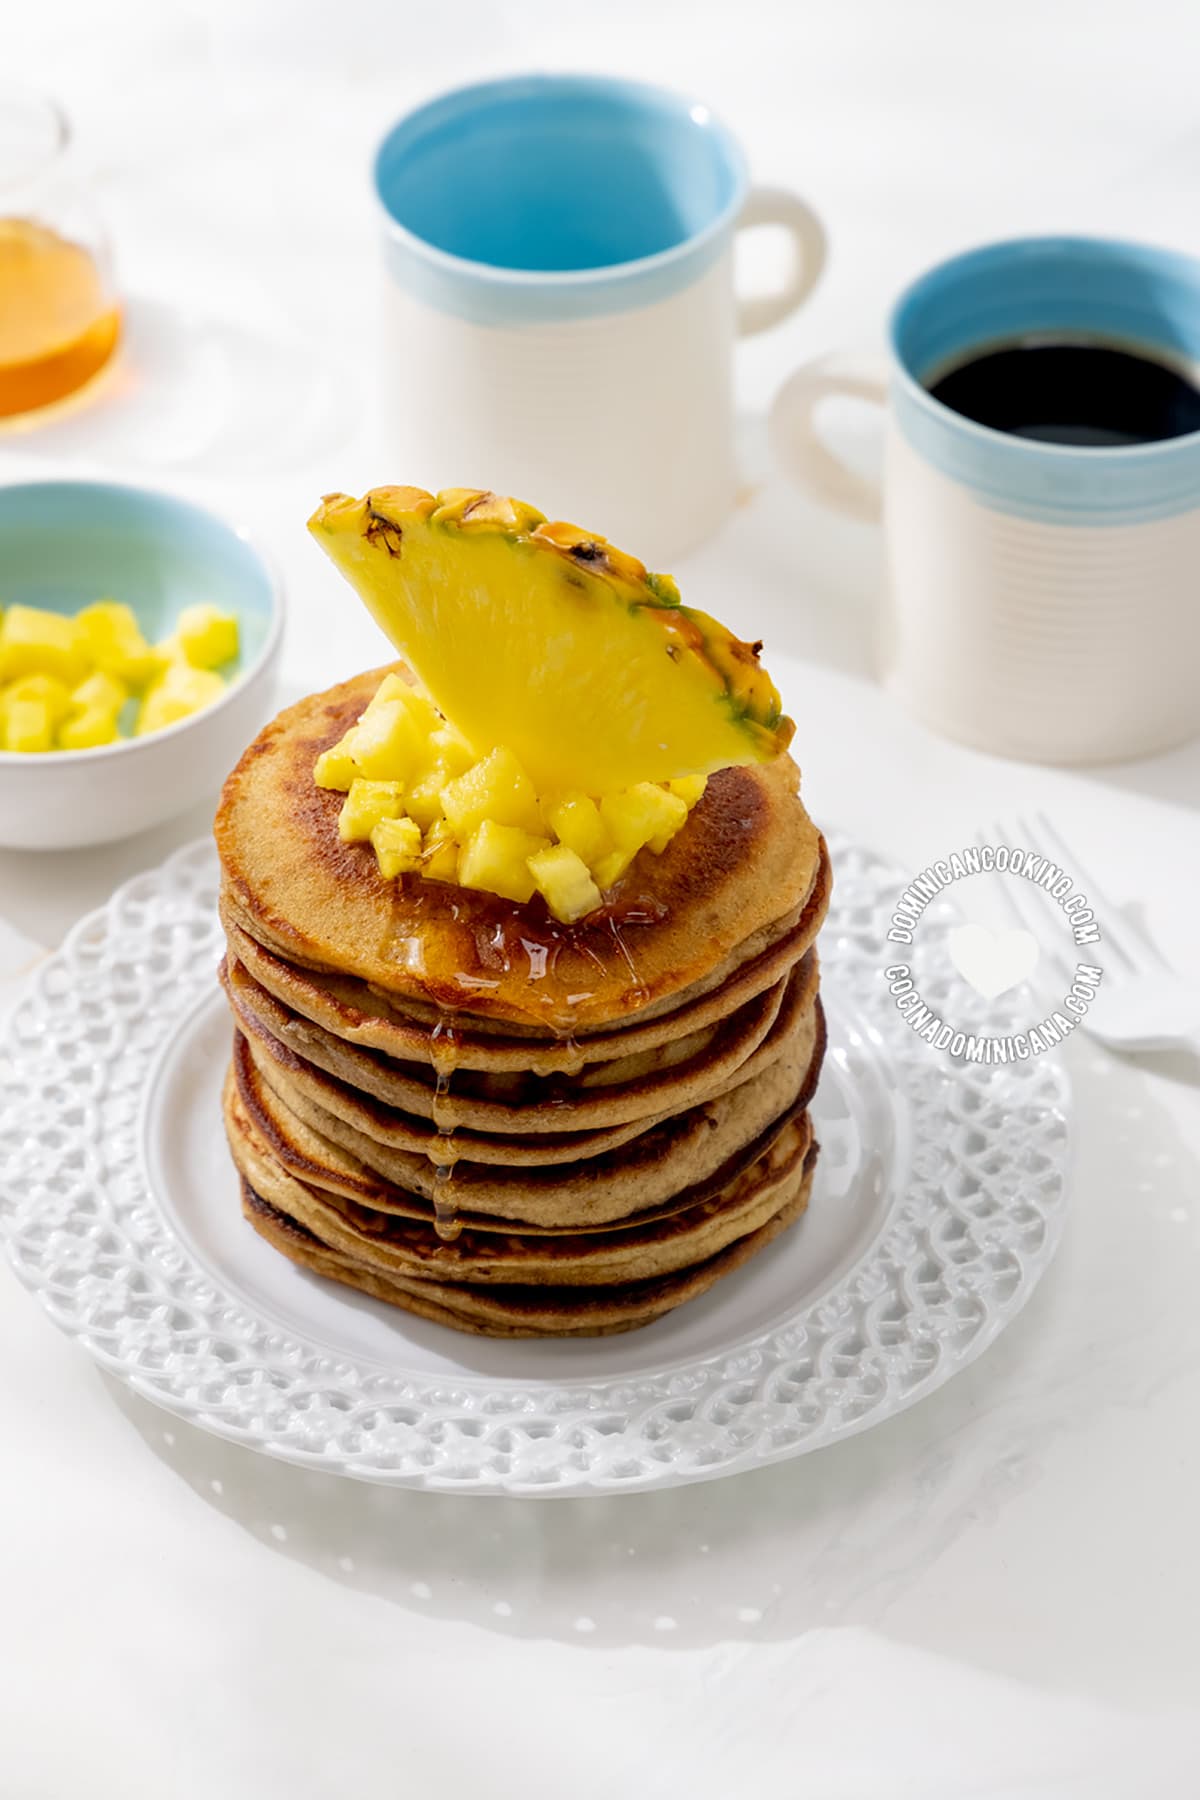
[430,1014,462,1242]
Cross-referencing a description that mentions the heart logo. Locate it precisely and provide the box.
[948,923,1040,1000]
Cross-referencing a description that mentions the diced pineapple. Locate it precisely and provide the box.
[137,662,225,735]
[592,844,637,892]
[403,770,450,831]
[601,783,688,858]
[459,820,550,904]
[4,696,54,753]
[0,605,85,685]
[59,707,120,750]
[666,773,708,809]
[360,670,441,731]
[441,746,543,841]
[338,778,404,843]
[421,819,460,884]
[175,603,240,670]
[70,669,127,719]
[5,673,72,725]
[527,843,603,923]
[314,731,359,791]
[345,697,426,782]
[427,724,475,779]
[369,814,423,878]
[74,601,163,689]
[546,791,610,867]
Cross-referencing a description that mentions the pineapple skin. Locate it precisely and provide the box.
[308,487,794,793]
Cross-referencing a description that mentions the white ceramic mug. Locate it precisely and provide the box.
[771,236,1200,764]
[373,75,825,565]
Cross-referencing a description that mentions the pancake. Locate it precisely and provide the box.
[230,1002,826,1230]
[221,949,811,1132]
[235,952,818,1164]
[239,1144,817,1337]
[215,665,825,1033]
[225,1062,813,1287]
[218,842,829,1074]
[215,661,831,1335]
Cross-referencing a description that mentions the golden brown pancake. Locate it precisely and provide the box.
[230,1004,826,1230]
[233,953,818,1162]
[218,848,829,1073]
[221,949,812,1133]
[214,665,826,1033]
[225,1063,812,1287]
[238,1146,817,1337]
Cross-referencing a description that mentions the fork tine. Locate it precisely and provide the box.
[1011,814,1128,973]
[978,829,1077,991]
[1024,810,1162,973]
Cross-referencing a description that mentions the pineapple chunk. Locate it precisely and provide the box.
[314,732,359,791]
[369,814,423,878]
[666,773,708,809]
[427,724,474,779]
[137,662,225,735]
[338,778,404,842]
[403,770,450,831]
[363,672,443,736]
[421,819,460,884]
[59,707,120,750]
[5,673,72,725]
[70,670,127,719]
[592,844,637,892]
[546,791,611,867]
[459,820,550,904]
[345,697,425,782]
[528,843,603,923]
[4,696,54,753]
[74,601,162,688]
[600,783,688,858]
[441,746,543,841]
[175,604,240,670]
[0,605,85,685]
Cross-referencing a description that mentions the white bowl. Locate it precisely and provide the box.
[0,480,284,850]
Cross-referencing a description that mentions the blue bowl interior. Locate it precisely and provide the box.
[0,482,276,686]
[375,77,743,273]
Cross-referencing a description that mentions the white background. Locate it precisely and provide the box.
[2,3,1200,1796]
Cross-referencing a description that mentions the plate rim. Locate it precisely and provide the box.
[0,835,1073,1496]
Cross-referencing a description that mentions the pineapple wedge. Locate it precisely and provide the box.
[309,487,793,792]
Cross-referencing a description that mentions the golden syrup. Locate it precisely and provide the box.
[606,915,650,1012]
[430,1013,462,1242]
[0,219,120,416]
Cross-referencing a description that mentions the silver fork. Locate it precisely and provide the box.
[983,813,1200,1056]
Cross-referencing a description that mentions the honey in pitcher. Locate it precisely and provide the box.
[0,217,120,416]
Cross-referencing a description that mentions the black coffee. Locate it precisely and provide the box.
[926,339,1200,447]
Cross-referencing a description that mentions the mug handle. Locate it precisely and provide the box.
[768,350,890,522]
[735,187,827,336]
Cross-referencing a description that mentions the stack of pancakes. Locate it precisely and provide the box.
[214,669,830,1337]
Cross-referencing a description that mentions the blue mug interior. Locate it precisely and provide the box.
[375,76,745,273]
[892,236,1200,389]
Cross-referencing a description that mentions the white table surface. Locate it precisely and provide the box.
[3,3,1200,1795]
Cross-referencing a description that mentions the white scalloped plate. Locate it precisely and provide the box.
[0,835,1071,1495]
